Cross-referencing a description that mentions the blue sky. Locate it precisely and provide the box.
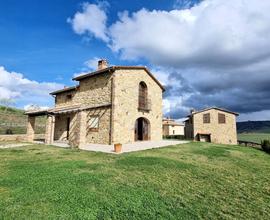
[0,0,270,121]
[0,0,194,83]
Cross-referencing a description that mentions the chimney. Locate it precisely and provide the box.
[98,59,108,70]
[190,109,196,114]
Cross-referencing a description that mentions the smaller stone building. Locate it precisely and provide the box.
[162,118,184,136]
[184,107,239,145]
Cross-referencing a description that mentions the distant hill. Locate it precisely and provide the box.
[237,121,270,133]
[0,106,45,134]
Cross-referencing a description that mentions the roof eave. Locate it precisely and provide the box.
[72,67,115,81]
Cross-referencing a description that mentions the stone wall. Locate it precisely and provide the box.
[0,134,45,142]
[193,109,238,145]
[85,107,111,144]
[0,134,27,142]
[55,90,76,107]
[55,73,112,108]
[112,69,163,144]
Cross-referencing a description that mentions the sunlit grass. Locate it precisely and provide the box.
[0,142,269,219]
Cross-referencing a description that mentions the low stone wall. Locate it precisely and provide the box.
[34,134,45,140]
[0,134,45,142]
[0,134,27,142]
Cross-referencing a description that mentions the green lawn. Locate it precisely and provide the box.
[0,143,269,219]
[238,133,270,144]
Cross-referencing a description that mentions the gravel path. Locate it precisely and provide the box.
[0,143,31,149]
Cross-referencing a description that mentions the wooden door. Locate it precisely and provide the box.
[135,118,149,141]
[135,119,138,141]
[66,117,70,140]
[142,119,148,140]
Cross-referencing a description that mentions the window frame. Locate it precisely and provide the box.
[203,113,210,124]
[138,81,149,110]
[66,94,72,102]
[88,115,100,132]
[218,113,226,124]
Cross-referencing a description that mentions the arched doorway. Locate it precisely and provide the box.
[135,117,150,141]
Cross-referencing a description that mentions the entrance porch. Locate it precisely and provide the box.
[25,106,87,148]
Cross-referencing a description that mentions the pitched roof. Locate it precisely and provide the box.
[188,107,239,116]
[162,118,184,126]
[72,66,165,92]
[50,85,79,95]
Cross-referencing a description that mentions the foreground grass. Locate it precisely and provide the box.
[238,133,270,144]
[0,143,269,219]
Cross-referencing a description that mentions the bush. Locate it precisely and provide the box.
[163,135,185,140]
[261,140,270,153]
[5,128,13,135]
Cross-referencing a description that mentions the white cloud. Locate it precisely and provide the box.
[24,104,50,111]
[0,66,63,108]
[109,0,270,67]
[84,57,101,70]
[69,0,270,120]
[67,2,109,42]
[72,57,101,78]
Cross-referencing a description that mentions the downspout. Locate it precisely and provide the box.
[109,68,116,145]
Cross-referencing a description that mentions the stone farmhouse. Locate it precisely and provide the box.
[25,60,165,148]
[162,118,184,136]
[184,107,238,145]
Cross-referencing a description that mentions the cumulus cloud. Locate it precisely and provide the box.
[69,0,270,120]
[84,57,101,70]
[109,0,270,67]
[0,66,63,108]
[67,2,109,42]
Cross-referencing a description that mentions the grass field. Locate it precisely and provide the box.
[0,142,269,219]
[238,133,270,144]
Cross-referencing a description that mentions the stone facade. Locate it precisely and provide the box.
[113,69,163,144]
[55,73,112,108]
[25,64,164,147]
[185,108,238,145]
[163,123,185,136]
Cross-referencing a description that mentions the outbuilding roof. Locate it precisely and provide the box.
[187,107,239,117]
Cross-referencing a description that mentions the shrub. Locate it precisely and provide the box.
[163,135,185,140]
[261,140,270,153]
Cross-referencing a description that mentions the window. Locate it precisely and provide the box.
[66,94,72,101]
[138,82,148,110]
[89,116,99,131]
[218,113,226,124]
[203,113,210,123]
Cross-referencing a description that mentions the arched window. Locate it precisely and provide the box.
[138,82,148,110]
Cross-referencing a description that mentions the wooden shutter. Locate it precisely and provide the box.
[203,113,210,123]
[218,113,226,124]
[139,82,147,109]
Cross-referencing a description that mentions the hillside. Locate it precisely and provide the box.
[237,121,270,133]
[0,106,45,134]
